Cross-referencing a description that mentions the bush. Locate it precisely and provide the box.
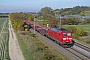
[82,32,88,36]
[42,50,55,60]
[67,26,77,33]
[76,28,84,36]
[73,33,79,39]
[86,40,90,44]
[68,26,84,36]
[67,26,85,39]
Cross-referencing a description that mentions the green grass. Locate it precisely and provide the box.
[16,33,36,60]
[0,18,10,60]
[0,18,6,31]
[16,31,68,60]
[62,25,90,35]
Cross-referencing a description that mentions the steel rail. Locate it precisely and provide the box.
[75,41,90,52]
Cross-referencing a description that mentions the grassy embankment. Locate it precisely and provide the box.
[16,31,68,60]
[63,25,90,47]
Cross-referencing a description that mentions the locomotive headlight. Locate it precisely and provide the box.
[69,38,72,40]
[67,33,71,36]
[63,38,66,40]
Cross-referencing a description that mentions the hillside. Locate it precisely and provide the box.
[54,6,90,15]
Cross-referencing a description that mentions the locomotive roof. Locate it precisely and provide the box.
[49,27,70,32]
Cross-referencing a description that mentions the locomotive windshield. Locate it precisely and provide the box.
[63,33,71,36]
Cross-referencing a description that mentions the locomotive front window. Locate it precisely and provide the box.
[63,33,71,36]
[67,33,71,36]
[63,33,67,36]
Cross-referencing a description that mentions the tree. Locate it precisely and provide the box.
[66,18,80,25]
[39,7,53,14]
[10,12,34,31]
[84,18,90,24]
[84,11,90,16]
[80,12,85,16]
[38,7,55,20]
[53,6,90,15]
[48,18,58,27]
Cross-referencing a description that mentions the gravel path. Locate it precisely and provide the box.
[9,19,25,60]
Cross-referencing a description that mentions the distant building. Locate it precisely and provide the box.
[56,15,90,19]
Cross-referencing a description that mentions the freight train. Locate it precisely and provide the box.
[23,20,75,47]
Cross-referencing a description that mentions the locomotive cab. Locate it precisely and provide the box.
[47,28,74,48]
[59,29,75,47]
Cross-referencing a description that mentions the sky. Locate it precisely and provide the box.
[0,0,90,13]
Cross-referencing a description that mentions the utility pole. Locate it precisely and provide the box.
[55,11,62,28]
[60,15,62,28]
[34,16,36,34]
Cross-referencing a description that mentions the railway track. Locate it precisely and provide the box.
[75,41,90,52]
[66,46,90,60]
[65,41,90,60]
[61,39,90,60]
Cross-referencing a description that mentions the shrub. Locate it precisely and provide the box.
[86,40,90,44]
[67,26,77,33]
[76,28,84,36]
[73,33,79,39]
[68,27,84,36]
[42,50,55,60]
[82,32,88,36]
[67,26,85,39]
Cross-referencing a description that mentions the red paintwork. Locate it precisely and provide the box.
[47,28,72,44]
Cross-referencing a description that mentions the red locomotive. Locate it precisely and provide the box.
[47,28,74,47]
[24,20,74,47]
